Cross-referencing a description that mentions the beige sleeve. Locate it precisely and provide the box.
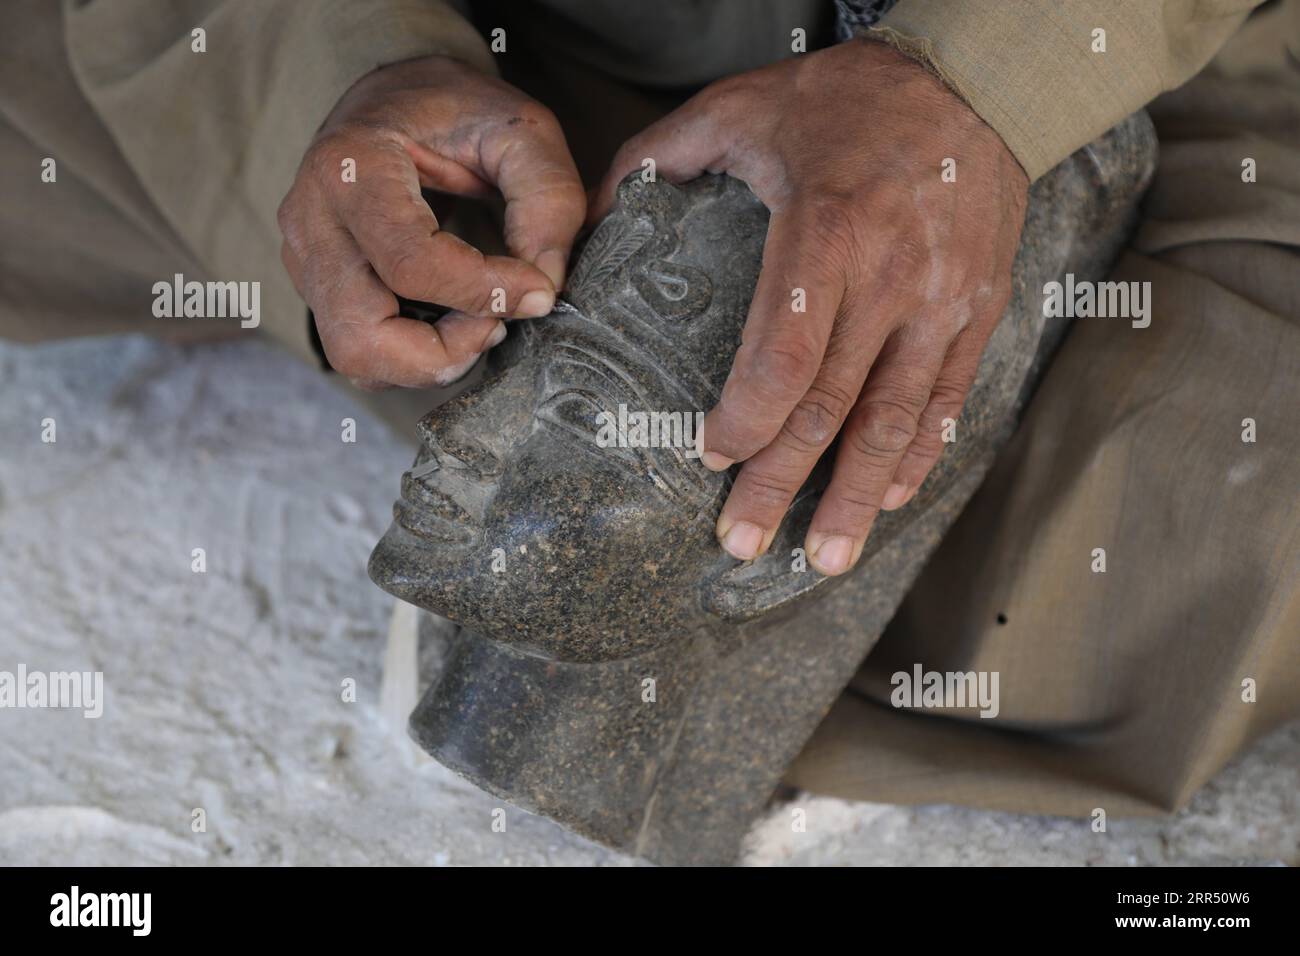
[869,0,1263,180]
[61,0,495,353]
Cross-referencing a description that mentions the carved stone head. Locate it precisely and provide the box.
[368,175,786,659]
[366,115,1156,864]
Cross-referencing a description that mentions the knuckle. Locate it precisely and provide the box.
[306,130,354,179]
[384,246,432,295]
[827,487,881,524]
[317,323,371,379]
[736,468,800,510]
[325,343,367,379]
[780,384,853,452]
[304,147,333,183]
[749,337,822,393]
[883,376,934,410]
[927,381,968,412]
[851,398,919,458]
[462,275,498,315]
[905,429,945,460]
[700,410,763,460]
[276,191,311,253]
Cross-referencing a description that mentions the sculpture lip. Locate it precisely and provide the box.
[393,470,475,545]
[391,499,473,545]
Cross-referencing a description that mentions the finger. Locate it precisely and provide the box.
[385,310,508,388]
[344,314,503,391]
[332,141,557,318]
[713,319,876,560]
[295,212,505,388]
[805,330,949,575]
[590,100,726,222]
[405,142,497,198]
[474,103,587,289]
[884,325,988,510]
[326,305,506,390]
[698,210,844,470]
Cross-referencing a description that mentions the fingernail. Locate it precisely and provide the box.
[692,422,726,469]
[694,420,734,471]
[432,355,479,387]
[482,321,507,350]
[809,535,855,575]
[535,249,567,291]
[517,289,554,318]
[882,483,912,511]
[720,520,764,561]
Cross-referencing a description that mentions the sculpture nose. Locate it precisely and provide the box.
[416,385,504,481]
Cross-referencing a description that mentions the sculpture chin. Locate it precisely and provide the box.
[367,522,453,608]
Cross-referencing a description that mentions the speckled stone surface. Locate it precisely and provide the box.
[369,112,1158,865]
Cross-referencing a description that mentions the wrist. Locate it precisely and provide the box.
[850,36,1028,186]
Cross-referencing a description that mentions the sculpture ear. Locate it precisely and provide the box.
[703,489,830,622]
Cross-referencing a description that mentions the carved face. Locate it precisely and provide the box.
[368,176,771,661]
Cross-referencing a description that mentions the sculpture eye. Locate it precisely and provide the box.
[536,389,608,440]
[536,390,679,492]
[632,260,712,321]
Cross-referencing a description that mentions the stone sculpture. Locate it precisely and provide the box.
[368,113,1157,865]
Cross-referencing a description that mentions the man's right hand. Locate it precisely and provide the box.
[278,55,585,389]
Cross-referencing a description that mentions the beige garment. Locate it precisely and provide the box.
[0,0,828,371]
[0,0,495,362]
[872,0,1264,180]
[0,0,830,358]
[787,0,1300,815]
[0,0,1264,357]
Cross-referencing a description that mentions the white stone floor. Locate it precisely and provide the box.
[1,335,1294,866]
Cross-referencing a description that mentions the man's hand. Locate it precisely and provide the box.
[593,40,1028,575]
[278,55,585,389]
